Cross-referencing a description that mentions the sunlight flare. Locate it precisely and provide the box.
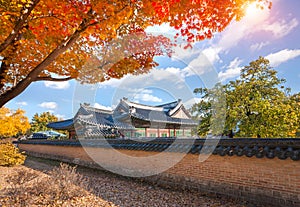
[245,3,264,18]
[243,2,270,25]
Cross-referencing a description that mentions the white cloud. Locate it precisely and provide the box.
[175,2,297,82]
[171,43,220,79]
[265,49,300,67]
[134,93,162,103]
[16,101,27,106]
[44,81,70,90]
[146,23,176,35]
[216,6,297,53]
[218,68,241,82]
[164,67,190,80]
[183,47,220,76]
[176,3,270,72]
[94,103,113,111]
[218,58,243,81]
[203,3,296,61]
[110,68,196,106]
[97,77,122,88]
[133,89,163,103]
[172,45,199,61]
[38,102,58,109]
[96,67,188,91]
[263,18,298,38]
[202,47,222,64]
[183,97,202,109]
[218,7,270,51]
[228,58,243,69]
[250,41,270,51]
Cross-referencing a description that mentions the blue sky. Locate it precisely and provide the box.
[5,0,300,121]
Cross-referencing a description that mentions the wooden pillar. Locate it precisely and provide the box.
[168,128,170,137]
[145,128,147,137]
[157,127,160,138]
[131,130,134,138]
[174,128,176,137]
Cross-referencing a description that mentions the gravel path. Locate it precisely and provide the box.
[0,157,257,207]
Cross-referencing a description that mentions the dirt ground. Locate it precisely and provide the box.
[0,156,258,207]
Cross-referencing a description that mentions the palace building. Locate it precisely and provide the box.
[47,98,198,139]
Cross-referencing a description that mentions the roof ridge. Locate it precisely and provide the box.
[122,98,164,111]
[81,103,113,114]
[156,99,180,107]
[168,100,183,116]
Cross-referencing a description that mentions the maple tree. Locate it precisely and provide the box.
[0,107,30,138]
[0,0,271,107]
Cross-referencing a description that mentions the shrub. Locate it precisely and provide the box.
[0,143,26,166]
[46,163,90,202]
[1,163,90,206]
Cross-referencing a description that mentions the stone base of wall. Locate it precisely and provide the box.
[19,143,300,207]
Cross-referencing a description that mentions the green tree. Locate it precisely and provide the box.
[289,92,300,137]
[30,112,58,132]
[191,83,226,137]
[192,57,299,138]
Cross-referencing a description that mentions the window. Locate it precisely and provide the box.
[136,128,145,137]
[176,130,183,137]
[170,130,174,136]
[185,130,191,137]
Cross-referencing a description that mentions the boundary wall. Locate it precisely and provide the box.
[16,138,300,207]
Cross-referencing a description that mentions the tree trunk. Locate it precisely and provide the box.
[0,33,81,107]
[0,78,33,107]
[0,57,8,91]
[0,7,119,108]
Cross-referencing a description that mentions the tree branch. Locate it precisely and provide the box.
[0,0,40,53]
[0,4,131,107]
[0,9,97,107]
[0,57,8,91]
[34,76,73,82]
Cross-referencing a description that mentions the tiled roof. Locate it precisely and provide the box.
[131,108,197,126]
[77,104,135,130]
[48,99,197,131]
[16,138,300,161]
[47,119,74,130]
[121,98,197,126]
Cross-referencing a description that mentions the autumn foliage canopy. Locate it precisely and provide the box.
[0,0,271,107]
[0,107,30,138]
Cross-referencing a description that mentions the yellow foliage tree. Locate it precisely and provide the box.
[0,142,26,166]
[31,111,58,132]
[0,107,30,138]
